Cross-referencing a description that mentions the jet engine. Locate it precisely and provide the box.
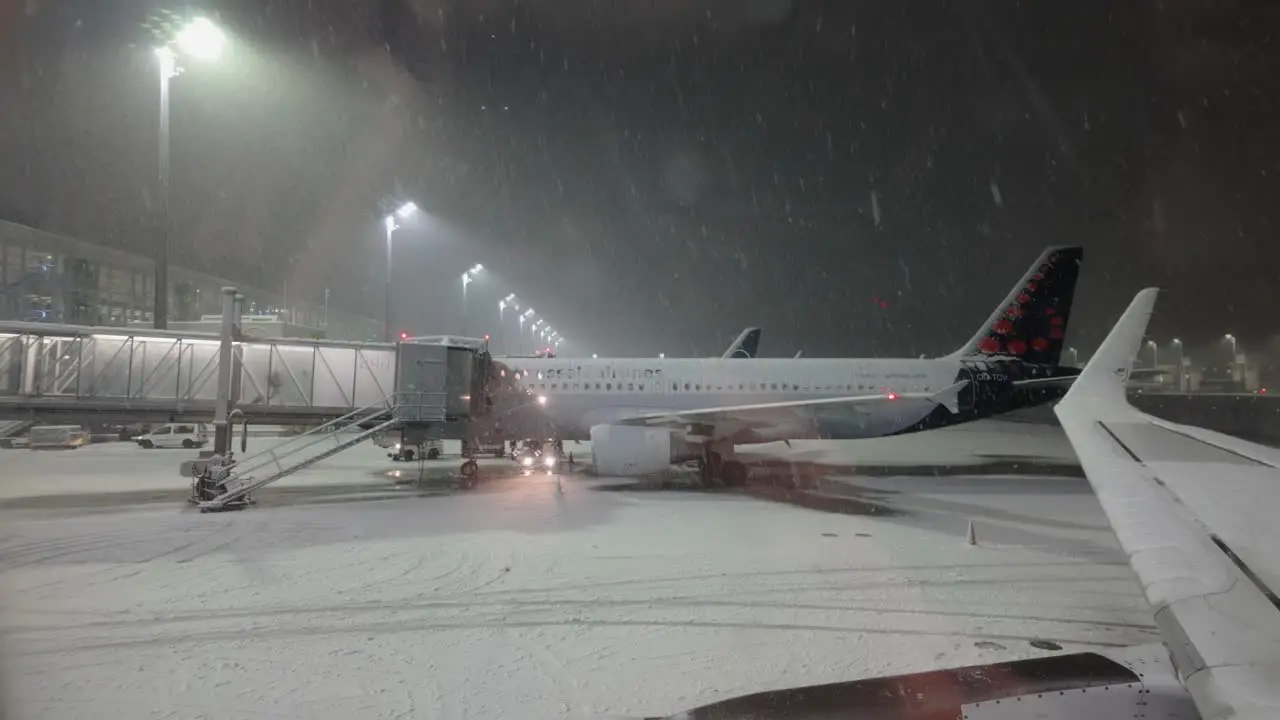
[589,424,673,476]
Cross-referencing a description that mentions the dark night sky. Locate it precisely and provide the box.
[1,0,1277,357]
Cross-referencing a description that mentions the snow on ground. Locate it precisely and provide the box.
[0,421,1155,720]
[738,419,1078,467]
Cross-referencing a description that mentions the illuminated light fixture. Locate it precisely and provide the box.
[173,17,226,61]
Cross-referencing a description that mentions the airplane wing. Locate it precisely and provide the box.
[1053,288,1280,720]
[614,381,968,437]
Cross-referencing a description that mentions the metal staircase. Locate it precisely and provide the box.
[0,420,30,438]
[196,398,401,511]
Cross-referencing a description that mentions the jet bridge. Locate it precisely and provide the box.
[0,321,476,424]
[1,286,504,512]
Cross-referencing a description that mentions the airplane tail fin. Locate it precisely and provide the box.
[1059,288,1158,412]
[947,246,1083,366]
[723,327,762,359]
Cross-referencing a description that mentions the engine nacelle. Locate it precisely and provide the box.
[589,424,673,476]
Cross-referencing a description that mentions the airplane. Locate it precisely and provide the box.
[721,327,761,359]
[633,288,1275,719]
[486,245,1085,484]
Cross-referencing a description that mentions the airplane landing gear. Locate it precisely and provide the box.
[459,459,479,489]
[721,459,748,487]
[698,441,748,487]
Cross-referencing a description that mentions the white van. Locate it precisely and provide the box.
[136,423,208,449]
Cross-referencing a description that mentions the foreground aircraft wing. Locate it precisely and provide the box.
[615,381,967,436]
[1054,288,1280,720]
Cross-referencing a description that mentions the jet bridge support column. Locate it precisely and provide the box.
[213,287,237,456]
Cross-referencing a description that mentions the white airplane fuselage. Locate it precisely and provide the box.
[492,355,973,443]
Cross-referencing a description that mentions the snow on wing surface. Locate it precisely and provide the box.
[1054,288,1280,720]
[613,381,969,432]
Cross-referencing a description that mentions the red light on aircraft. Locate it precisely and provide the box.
[886,392,898,400]
[483,334,491,342]
[398,331,408,340]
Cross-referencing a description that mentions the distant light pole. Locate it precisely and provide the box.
[519,309,533,354]
[383,201,417,341]
[498,294,516,354]
[1224,333,1239,384]
[152,17,226,329]
[1066,346,1079,367]
[1146,340,1158,368]
[460,264,483,336]
[1172,338,1184,391]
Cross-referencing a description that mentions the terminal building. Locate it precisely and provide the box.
[0,219,380,341]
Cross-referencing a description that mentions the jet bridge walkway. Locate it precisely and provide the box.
[0,321,413,424]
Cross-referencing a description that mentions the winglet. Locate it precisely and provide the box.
[1058,288,1159,414]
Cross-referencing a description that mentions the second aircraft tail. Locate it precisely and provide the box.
[947,246,1083,366]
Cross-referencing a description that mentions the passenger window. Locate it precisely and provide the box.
[627,383,634,391]
[684,383,691,391]
[672,382,678,392]
[770,383,778,391]
[606,383,612,391]
[637,384,644,391]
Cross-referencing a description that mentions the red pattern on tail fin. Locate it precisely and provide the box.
[965,247,1083,366]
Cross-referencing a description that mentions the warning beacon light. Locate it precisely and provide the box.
[483,334,491,342]
[398,331,408,341]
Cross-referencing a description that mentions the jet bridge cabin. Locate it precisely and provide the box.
[392,341,489,426]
